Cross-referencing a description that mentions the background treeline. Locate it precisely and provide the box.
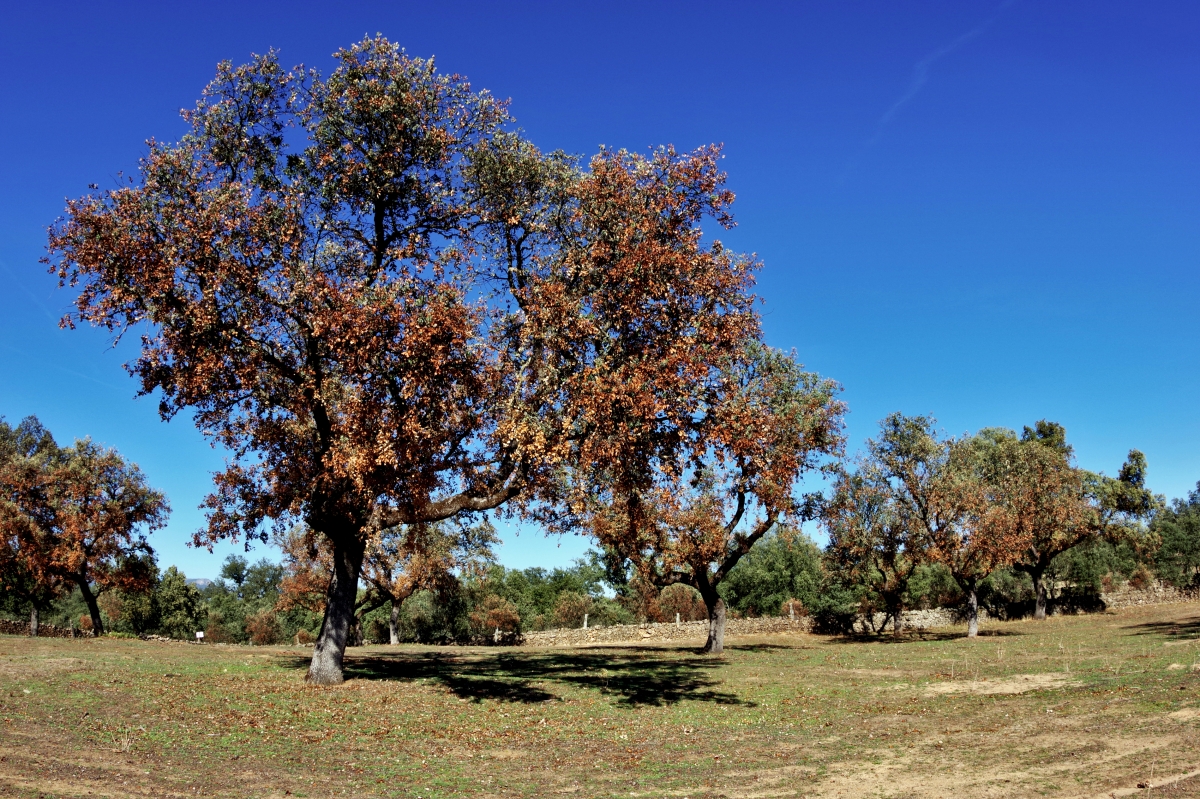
[5,412,1199,644]
[7,505,1196,643]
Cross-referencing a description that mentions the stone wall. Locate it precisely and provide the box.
[853,607,992,634]
[521,615,811,647]
[1100,583,1199,609]
[521,608,1003,647]
[0,618,91,638]
[522,587,1200,647]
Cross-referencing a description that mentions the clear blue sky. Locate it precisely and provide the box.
[2,1,1196,580]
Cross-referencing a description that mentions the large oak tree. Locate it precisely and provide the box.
[49,38,761,682]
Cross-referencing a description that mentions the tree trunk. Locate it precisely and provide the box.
[307,535,366,685]
[701,595,726,654]
[1032,566,1048,620]
[892,606,903,636]
[389,598,401,645]
[30,606,39,637]
[965,584,979,639]
[77,579,105,636]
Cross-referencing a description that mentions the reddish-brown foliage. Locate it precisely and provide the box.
[549,591,593,629]
[582,343,844,652]
[780,598,807,619]
[246,608,285,645]
[47,38,762,681]
[659,583,707,623]
[0,427,167,636]
[470,595,520,639]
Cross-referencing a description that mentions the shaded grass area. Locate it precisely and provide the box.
[0,603,1198,798]
[285,648,754,707]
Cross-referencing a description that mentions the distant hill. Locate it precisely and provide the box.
[186,578,213,589]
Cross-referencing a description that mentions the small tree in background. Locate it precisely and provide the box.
[550,591,593,628]
[658,583,707,623]
[585,344,844,653]
[1,416,69,635]
[824,436,934,636]
[246,608,285,645]
[0,418,167,635]
[929,429,1036,638]
[1153,483,1200,589]
[999,421,1091,619]
[989,422,1154,619]
[155,566,204,639]
[277,519,495,644]
[839,413,1026,639]
[470,595,521,642]
[362,520,496,644]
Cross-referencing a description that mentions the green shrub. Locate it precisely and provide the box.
[720,528,826,617]
[904,563,961,610]
[587,597,632,627]
[155,567,204,640]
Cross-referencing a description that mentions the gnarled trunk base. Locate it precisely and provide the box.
[966,587,979,638]
[1033,572,1048,620]
[307,536,365,686]
[389,598,401,645]
[701,596,726,654]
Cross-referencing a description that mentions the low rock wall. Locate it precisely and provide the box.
[522,615,811,647]
[854,607,992,634]
[1101,584,1199,609]
[524,587,1200,647]
[522,608,1005,646]
[0,619,90,638]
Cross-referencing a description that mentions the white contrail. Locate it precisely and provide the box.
[876,0,1017,133]
[840,0,1018,181]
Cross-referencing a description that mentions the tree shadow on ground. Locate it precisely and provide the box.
[725,643,806,653]
[566,644,700,655]
[276,649,754,708]
[1122,615,1200,641]
[827,628,1026,645]
[564,642,803,654]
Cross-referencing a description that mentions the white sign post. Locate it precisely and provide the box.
[195,631,205,643]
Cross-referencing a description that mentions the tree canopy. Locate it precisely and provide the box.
[48,38,764,681]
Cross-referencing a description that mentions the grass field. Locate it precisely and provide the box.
[1,602,1198,798]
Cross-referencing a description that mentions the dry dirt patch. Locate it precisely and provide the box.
[0,655,89,679]
[924,672,1079,695]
